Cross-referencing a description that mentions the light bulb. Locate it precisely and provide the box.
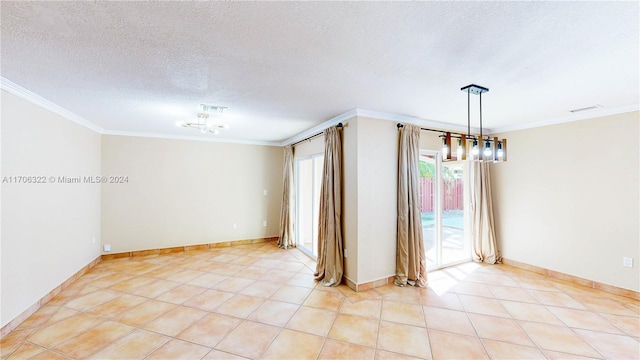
[471,139,479,156]
[457,139,463,158]
[200,127,208,134]
[497,149,504,158]
[175,121,186,127]
[483,140,492,157]
[442,137,448,155]
[210,129,220,135]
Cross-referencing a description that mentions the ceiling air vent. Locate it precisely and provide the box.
[569,105,603,113]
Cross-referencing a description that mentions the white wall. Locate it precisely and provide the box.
[419,129,442,151]
[1,90,102,328]
[355,117,398,283]
[340,118,452,285]
[491,112,640,291]
[294,135,324,159]
[101,135,283,253]
[342,120,358,282]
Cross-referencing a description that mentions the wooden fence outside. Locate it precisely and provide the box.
[419,178,463,212]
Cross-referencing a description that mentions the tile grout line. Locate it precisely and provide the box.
[563,319,608,360]
[254,261,320,360]
[214,249,317,359]
[313,291,343,360]
[461,295,492,359]
[419,289,435,360]
[501,270,564,359]
[543,302,637,337]
[7,247,638,360]
[502,271,609,360]
[373,294,384,360]
[56,250,312,359]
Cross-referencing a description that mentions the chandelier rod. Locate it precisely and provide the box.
[467,88,471,138]
[479,91,483,140]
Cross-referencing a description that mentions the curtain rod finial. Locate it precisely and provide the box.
[397,123,404,129]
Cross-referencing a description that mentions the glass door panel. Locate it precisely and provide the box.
[441,162,469,265]
[312,156,323,258]
[297,158,313,256]
[296,155,323,259]
[419,151,470,270]
[419,153,440,268]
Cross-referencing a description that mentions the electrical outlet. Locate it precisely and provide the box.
[103,244,111,252]
[263,189,268,196]
[92,236,96,244]
[623,257,633,268]
[344,249,348,258]
[263,220,267,227]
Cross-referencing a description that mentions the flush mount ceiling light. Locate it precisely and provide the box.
[440,84,508,162]
[176,105,229,135]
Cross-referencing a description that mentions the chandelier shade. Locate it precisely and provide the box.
[440,84,508,162]
[398,84,508,163]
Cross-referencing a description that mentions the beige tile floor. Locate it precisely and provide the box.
[2,242,639,360]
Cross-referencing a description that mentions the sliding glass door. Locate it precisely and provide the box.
[419,151,470,269]
[296,154,323,259]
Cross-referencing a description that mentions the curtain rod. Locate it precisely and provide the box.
[397,123,487,140]
[396,123,446,134]
[291,123,343,147]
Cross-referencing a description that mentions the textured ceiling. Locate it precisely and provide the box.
[1,1,638,144]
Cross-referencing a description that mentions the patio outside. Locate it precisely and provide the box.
[422,209,466,267]
[419,157,469,268]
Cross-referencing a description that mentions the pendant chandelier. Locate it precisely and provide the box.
[441,84,507,162]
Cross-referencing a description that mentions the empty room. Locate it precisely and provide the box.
[1,2,638,360]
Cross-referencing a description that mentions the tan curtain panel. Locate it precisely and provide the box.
[471,161,501,264]
[314,126,343,287]
[278,145,295,249]
[395,124,427,287]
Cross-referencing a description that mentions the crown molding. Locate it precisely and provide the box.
[6,76,636,146]
[279,109,358,146]
[489,103,640,134]
[1,77,104,133]
[279,108,484,146]
[1,76,280,146]
[102,129,280,146]
[354,109,482,134]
